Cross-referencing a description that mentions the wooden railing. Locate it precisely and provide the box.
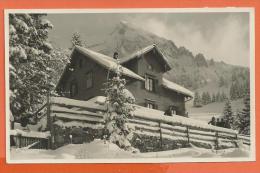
[48,97,250,150]
[10,130,51,149]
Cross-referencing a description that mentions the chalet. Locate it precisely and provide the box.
[56,45,193,116]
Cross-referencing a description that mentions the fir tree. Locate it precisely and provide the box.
[212,93,216,102]
[230,83,236,100]
[193,91,201,107]
[219,76,225,87]
[223,99,233,129]
[71,32,83,48]
[9,13,54,121]
[216,92,221,102]
[236,90,250,135]
[103,57,136,150]
[201,92,207,105]
[206,92,211,104]
[221,92,227,101]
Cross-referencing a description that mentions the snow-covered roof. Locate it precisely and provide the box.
[162,78,194,98]
[120,44,172,71]
[75,46,144,81]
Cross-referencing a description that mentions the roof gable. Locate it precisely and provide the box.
[120,44,172,71]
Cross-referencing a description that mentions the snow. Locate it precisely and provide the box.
[123,89,135,101]
[51,105,103,118]
[51,96,237,135]
[121,45,155,63]
[41,19,54,28]
[189,112,222,123]
[43,41,53,50]
[88,96,106,105]
[10,129,50,139]
[28,47,40,56]
[162,78,194,98]
[133,105,237,134]
[15,18,29,33]
[238,135,250,142]
[51,97,105,111]
[9,24,16,34]
[54,120,104,129]
[10,139,250,161]
[53,113,103,123]
[75,46,144,81]
[10,111,14,121]
[10,46,27,60]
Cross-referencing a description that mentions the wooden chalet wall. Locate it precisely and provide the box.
[123,51,186,115]
[57,51,108,101]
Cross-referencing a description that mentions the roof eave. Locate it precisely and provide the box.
[163,86,194,98]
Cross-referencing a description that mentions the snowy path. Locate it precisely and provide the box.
[10,139,250,161]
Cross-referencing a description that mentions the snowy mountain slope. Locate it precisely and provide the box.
[88,21,249,94]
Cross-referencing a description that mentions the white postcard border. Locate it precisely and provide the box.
[4,8,256,164]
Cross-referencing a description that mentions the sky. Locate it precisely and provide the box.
[46,12,250,67]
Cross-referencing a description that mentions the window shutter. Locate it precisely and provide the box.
[153,79,158,93]
[142,75,146,89]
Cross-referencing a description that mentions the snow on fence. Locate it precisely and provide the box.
[48,97,250,151]
[10,129,51,149]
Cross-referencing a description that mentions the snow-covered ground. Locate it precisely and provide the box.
[10,139,250,161]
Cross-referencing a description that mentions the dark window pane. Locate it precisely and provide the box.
[70,83,78,97]
[86,72,93,89]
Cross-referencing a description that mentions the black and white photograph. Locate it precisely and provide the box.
[5,9,255,163]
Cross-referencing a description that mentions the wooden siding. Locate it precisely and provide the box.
[124,51,186,115]
[59,52,108,100]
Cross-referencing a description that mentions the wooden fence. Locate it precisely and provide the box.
[47,97,251,151]
[10,130,51,149]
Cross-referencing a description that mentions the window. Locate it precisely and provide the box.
[146,102,157,109]
[79,59,83,68]
[86,71,93,89]
[145,100,157,109]
[145,75,155,92]
[70,82,78,97]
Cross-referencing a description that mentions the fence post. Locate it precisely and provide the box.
[158,122,163,150]
[186,126,190,144]
[17,134,22,148]
[46,93,51,131]
[234,134,239,148]
[47,136,51,149]
[215,131,219,150]
[46,93,55,149]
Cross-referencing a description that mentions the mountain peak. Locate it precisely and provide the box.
[119,20,128,25]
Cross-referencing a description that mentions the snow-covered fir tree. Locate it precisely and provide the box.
[49,47,70,87]
[9,13,54,122]
[71,32,83,48]
[235,90,250,135]
[223,99,233,129]
[103,57,136,151]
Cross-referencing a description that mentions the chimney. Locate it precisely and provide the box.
[113,52,119,60]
